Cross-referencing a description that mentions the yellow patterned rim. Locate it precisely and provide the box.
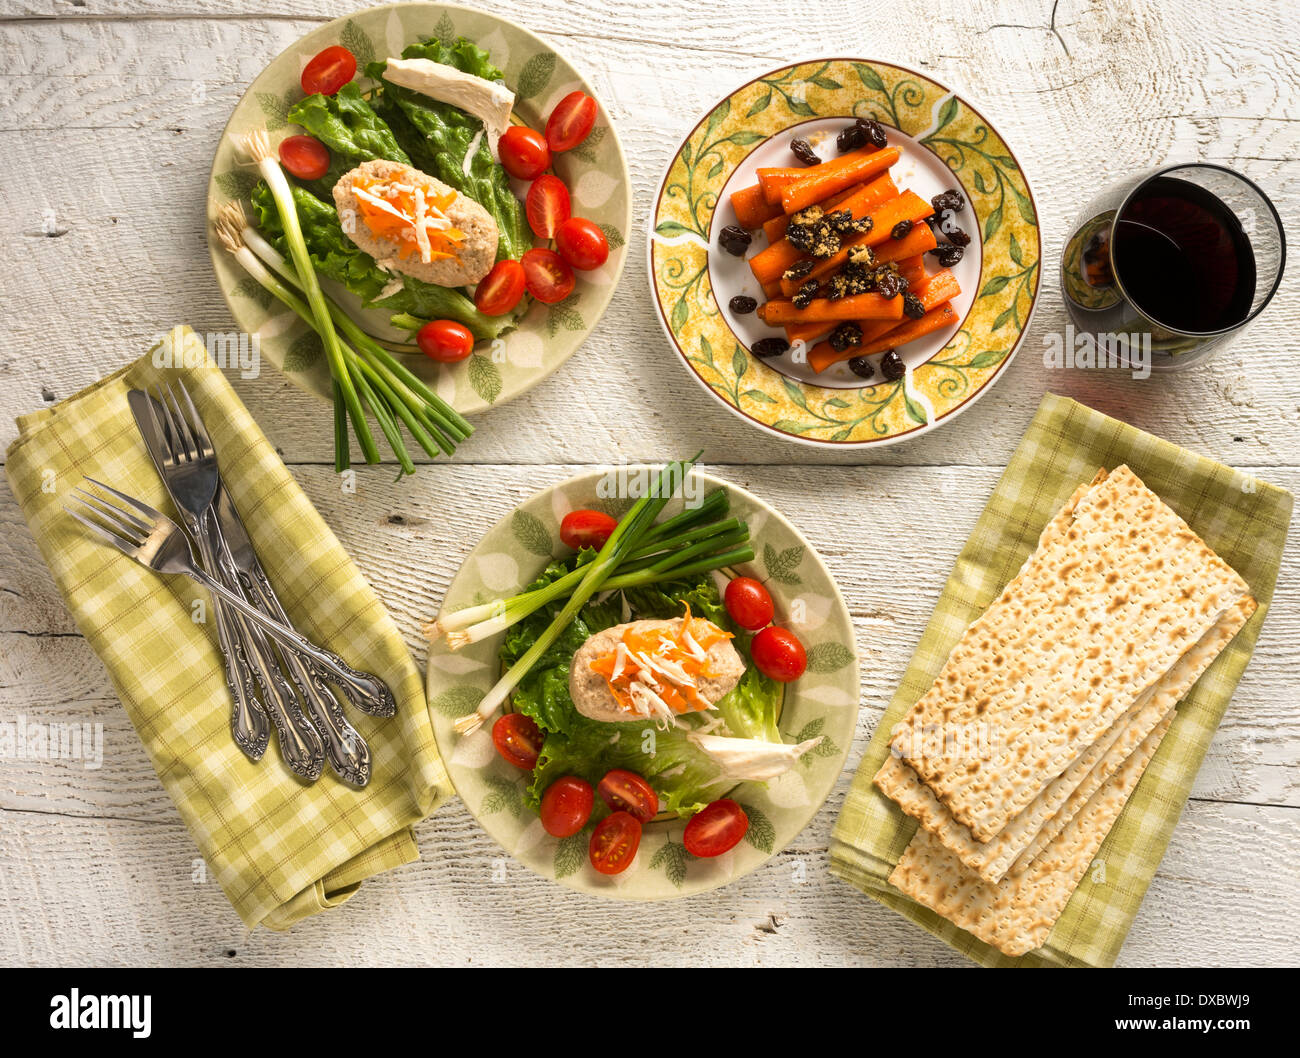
[648,59,1040,447]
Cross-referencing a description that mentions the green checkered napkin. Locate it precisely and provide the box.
[5,327,449,930]
[830,393,1293,967]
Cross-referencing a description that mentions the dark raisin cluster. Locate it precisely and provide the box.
[829,322,863,352]
[782,259,815,282]
[792,279,821,309]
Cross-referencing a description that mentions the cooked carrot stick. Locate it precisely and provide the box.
[807,302,958,373]
[780,146,900,214]
[749,173,899,285]
[761,278,782,300]
[779,191,933,295]
[898,254,927,288]
[757,167,809,204]
[874,223,937,266]
[785,269,960,349]
[730,183,783,229]
[759,292,904,325]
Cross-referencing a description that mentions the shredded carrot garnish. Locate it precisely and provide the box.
[353,176,464,262]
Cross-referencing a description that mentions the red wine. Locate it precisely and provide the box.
[1112,176,1256,333]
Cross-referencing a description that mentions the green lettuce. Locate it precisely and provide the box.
[249,181,507,339]
[501,564,784,818]
[366,37,530,261]
[286,82,410,174]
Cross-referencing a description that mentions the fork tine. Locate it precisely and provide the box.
[82,476,168,524]
[164,382,198,462]
[154,383,186,462]
[64,502,141,556]
[71,488,151,539]
[176,379,214,457]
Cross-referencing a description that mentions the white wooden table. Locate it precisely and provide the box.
[1,0,1296,967]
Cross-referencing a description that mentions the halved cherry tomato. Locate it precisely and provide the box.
[588,811,641,875]
[560,508,618,551]
[521,248,575,304]
[724,576,774,631]
[683,799,749,858]
[474,259,527,316]
[525,174,571,240]
[278,135,331,181]
[492,713,543,770]
[546,91,598,153]
[750,626,807,682]
[597,769,658,823]
[499,125,552,181]
[555,217,610,271]
[301,45,357,96]
[540,776,594,838]
[416,319,475,363]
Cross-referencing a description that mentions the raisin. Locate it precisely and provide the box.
[929,244,964,267]
[786,224,815,252]
[891,219,914,240]
[902,293,926,319]
[847,356,875,380]
[782,259,815,281]
[792,279,820,309]
[856,117,888,149]
[808,221,841,258]
[880,350,907,381]
[936,209,972,246]
[790,138,820,166]
[829,322,863,352]
[836,123,868,153]
[826,209,855,233]
[845,214,873,235]
[876,270,902,299]
[729,295,758,315]
[931,189,966,213]
[751,337,790,358]
[824,274,849,300]
[718,225,752,256]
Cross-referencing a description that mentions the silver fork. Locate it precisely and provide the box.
[142,384,324,782]
[148,383,371,786]
[63,479,386,757]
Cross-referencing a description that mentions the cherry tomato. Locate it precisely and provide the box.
[555,217,610,271]
[588,811,641,875]
[546,91,598,153]
[560,508,618,551]
[278,135,331,181]
[301,45,357,96]
[416,319,475,363]
[492,713,543,770]
[499,125,552,181]
[750,626,807,682]
[521,248,575,304]
[474,259,527,316]
[683,799,749,858]
[724,576,775,631]
[540,776,594,838]
[525,174,571,240]
[597,769,658,823]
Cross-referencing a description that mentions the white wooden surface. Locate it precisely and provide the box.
[0,0,1296,967]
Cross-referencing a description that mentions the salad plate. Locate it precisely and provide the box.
[426,468,859,899]
[207,2,632,415]
[649,59,1040,447]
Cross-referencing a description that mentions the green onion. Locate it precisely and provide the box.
[239,130,378,467]
[452,458,703,736]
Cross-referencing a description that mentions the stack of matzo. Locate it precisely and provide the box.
[877,466,1256,957]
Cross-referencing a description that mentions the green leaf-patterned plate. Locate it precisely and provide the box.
[649,59,1040,447]
[206,2,631,414]
[426,468,859,899]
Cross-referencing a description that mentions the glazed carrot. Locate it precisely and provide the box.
[730,183,783,229]
[757,167,808,204]
[898,254,927,287]
[874,222,937,266]
[786,269,960,349]
[779,191,933,295]
[763,184,863,243]
[750,174,899,285]
[759,292,904,325]
[780,146,900,214]
[762,278,782,300]
[806,302,958,373]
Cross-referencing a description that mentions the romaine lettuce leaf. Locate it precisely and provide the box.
[365,38,530,261]
[286,82,410,172]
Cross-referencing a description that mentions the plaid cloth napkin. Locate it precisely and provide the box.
[4,326,449,930]
[830,393,1293,967]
